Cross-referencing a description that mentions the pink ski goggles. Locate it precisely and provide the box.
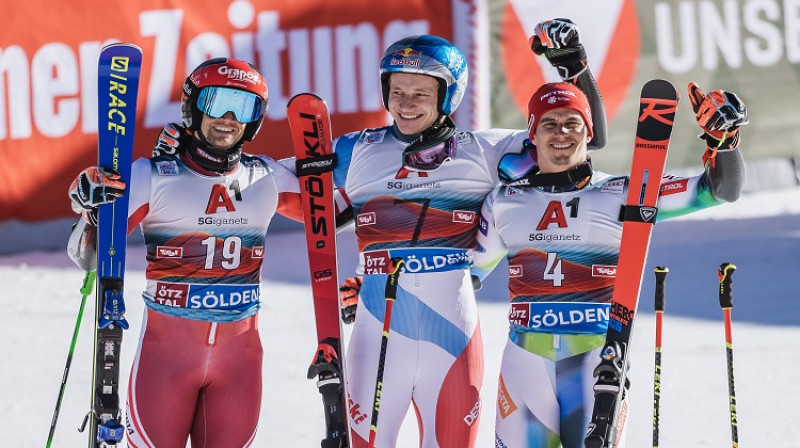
[401,137,456,172]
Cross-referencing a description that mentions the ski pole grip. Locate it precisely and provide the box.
[385,258,405,299]
[718,262,736,309]
[653,266,668,312]
[81,271,97,296]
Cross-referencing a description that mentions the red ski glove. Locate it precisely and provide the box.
[687,82,748,167]
[339,276,362,324]
[68,166,126,225]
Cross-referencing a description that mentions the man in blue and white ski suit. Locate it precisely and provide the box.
[329,22,609,447]
[472,80,747,448]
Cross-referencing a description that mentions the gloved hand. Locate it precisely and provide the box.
[530,18,587,80]
[687,82,748,166]
[152,122,188,157]
[68,166,126,224]
[339,276,362,324]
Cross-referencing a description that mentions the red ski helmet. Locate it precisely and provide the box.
[181,58,268,142]
[527,82,593,140]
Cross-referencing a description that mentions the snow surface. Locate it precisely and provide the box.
[2,186,799,447]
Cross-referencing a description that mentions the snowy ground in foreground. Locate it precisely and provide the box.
[2,186,799,447]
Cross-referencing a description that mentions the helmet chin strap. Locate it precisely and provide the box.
[404,114,456,153]
[186,129,244,173]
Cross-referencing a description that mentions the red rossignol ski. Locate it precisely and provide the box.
[585,79,679,448]
[287,93,350,448]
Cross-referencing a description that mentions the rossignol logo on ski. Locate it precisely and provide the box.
[635,142,668,150]
[639,98,677,127]
[639,206,657,222]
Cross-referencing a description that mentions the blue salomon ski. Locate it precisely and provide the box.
[82,42,142,448]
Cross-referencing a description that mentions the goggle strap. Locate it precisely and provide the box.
[506,160,593,187]
[405,115,457,155]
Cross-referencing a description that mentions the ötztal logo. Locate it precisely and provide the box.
[509,303,529,325]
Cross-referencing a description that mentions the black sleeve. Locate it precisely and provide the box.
[707,148,746,202]
[573,68,607,151]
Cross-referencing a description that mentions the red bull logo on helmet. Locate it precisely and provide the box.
[390,47,421,67]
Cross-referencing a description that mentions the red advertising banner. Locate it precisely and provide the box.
[5,0,798,227]
[0,0,482,222]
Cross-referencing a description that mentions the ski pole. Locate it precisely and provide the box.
[46,270,96,448]
[368,257,404,448]
[652,266,668,448]
[718,262,739,448]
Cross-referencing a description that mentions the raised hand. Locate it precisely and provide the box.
[530,18,587,80]
[687,82,748,149]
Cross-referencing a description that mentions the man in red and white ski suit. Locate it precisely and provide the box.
[472,80,747,447]
[67,58,304,448]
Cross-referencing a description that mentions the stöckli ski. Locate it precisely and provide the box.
[287,93,350,447]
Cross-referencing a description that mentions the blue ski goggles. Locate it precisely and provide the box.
[402,137,456,172]
[497,141,537,183]
[197,86,264,123]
